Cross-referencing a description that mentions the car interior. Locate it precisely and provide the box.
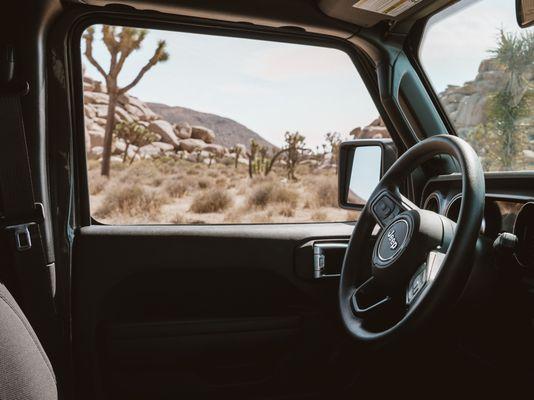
[1,0,534,399]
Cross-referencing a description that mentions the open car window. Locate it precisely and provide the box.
[82,25,392,224]
[420,0,534,172]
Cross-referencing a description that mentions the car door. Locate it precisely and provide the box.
[67,18,390,400]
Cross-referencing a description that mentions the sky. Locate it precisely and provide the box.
[420,0,528,93]
[83,0,529,149]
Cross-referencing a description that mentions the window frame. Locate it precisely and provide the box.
[69,12,398,227]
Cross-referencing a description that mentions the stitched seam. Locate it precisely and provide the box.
[0,291,57,385]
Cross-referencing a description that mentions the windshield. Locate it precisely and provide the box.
[420,0,534,172]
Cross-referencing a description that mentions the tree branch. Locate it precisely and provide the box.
[83,28,108,80]
[118,40,168,95]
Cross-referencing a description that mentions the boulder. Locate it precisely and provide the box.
[139,144,162,158]
[152,141,175,152]
[84,104,96,119]
[90,146,104,158]
[234,143,247,154]
[361,126,388,139]
[93,104,109,118]
[174,121,192,139]
[84,91,109,105]
[148,120,180,148]
[119,95,158,121]
[204,144,227,157]
[178,138,207,152]
[87,128,105,147]
[191,125,215,143]
[124,104,146,119]
[115,106,133,123]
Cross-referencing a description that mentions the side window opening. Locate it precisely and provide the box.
[82,24,392,224]
[420,0,534,172]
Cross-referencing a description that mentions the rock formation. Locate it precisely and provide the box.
[83,75,240,165]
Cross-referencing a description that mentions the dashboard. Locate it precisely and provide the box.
[421,173,534,268]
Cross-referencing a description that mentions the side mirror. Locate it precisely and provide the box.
[517,0,534,28]
[338,139,397,210]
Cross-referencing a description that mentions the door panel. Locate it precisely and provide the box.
[72,223,360,399]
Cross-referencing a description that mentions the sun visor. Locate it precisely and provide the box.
[353,0,422,17]
[319,0,440,28]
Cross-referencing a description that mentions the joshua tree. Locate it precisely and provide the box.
[83,25,169,176]
[207,153,215,168]
[113,121,158,164]
[486,29,534,170]
[325,132,342,174]
[246,139,259,178]
[231,145,243,168]
[264,131,307,180]
[194,147,203,163]
[285,131,307,181]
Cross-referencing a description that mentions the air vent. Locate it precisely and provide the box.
[423,192,441,214]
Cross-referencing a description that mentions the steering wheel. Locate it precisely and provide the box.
[339,135,485,344]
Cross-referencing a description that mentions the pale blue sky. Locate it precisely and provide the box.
[84,30,377,149]
[420,0,528,93]
[83,0,528,148]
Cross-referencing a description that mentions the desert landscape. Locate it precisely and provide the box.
[83,26,533,225]
[83,73,362,224]
[88,157,360,224]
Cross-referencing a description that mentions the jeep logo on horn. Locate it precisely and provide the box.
[387,229,398,250]
[376,219,410,263]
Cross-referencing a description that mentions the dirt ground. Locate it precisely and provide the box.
[88,157,360,225]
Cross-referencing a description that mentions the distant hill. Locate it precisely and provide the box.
[147,102,276,151]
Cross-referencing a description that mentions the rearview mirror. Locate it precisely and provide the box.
[517,0,534,28]
[338,139,397,209]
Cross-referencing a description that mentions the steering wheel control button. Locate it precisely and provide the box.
[372,193,402,226]
[406,265,428,305]
[377,219,410,262]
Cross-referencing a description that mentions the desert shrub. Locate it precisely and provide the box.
[198,178,211,189]
[314,177,337,207]
[171,213,186,224]
[220,157,234,167]
[189,188,232,213]
[278,204,295,217]
[248,182,298,209]
[346,210,360,220]
[311,210,328,221]
[120,160,162,185]
[87,159,100,171]
[154,157,180,174]
[110,160,129,172]
[95,184,169,219]
[164,179,188,198]
[88,174,109,195]
[207,171,219,178]
[151,176,165,187]
[215,177,228,187]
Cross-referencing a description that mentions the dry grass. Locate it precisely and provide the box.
[95,184,169,219]
[311,210,328,221]
[248,182,298,209]
[197,178,211,189]
[278,204,295,217]
[189,188,233,213]
[88,173,109,195]
[88,157,350,224]
[164,179,189,198]
[314,177,338,207]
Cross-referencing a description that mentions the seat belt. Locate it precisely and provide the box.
[0,46,57,341]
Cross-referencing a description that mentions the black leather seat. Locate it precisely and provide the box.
[0,283,57,400]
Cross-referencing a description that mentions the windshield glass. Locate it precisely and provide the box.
[420,0,534,171]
